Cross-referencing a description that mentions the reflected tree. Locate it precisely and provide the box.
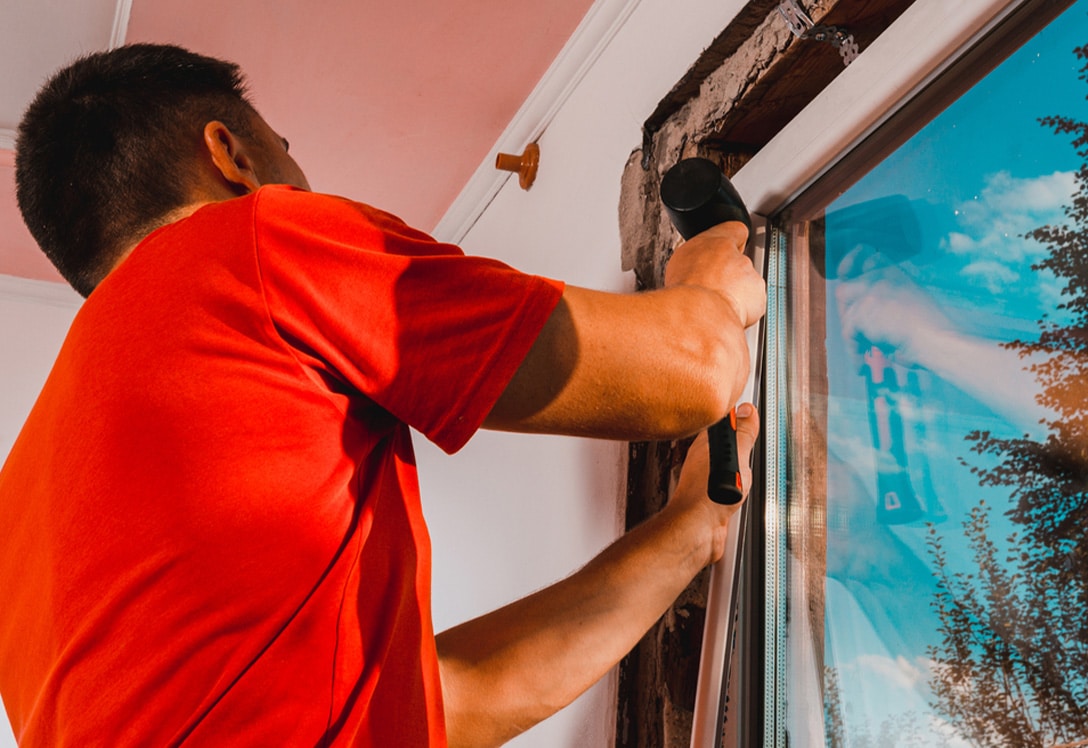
[926,43,1088,747]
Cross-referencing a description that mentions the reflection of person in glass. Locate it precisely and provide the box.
[816,218,1055,664]
[835,244,1049,437]
[830,183,1088,742]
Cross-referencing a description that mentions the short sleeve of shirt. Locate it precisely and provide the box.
[251,187,564,454]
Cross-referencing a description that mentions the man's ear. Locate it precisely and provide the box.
[202,121,262,194]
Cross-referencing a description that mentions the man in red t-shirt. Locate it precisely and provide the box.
[0,45,764,746]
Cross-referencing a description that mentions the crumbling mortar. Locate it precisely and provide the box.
[697,21,794,131]
[619,1,804,292]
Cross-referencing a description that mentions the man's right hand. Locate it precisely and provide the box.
[668,402,760,564]
[664,221,765,330]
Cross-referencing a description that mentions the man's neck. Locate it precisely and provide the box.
[107,200,215,277]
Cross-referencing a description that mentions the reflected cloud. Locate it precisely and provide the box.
[856,653,928,690]
[943,170,1075,291]
[960,258,1019,293]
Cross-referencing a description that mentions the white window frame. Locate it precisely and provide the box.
[731,0,1030,215]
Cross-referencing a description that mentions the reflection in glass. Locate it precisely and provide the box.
[781,2,1088,744]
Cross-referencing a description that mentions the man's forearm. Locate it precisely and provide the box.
[484,283,752,440]
[439,408,759,747]
[436,496,717,748]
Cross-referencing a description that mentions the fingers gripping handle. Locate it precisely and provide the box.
[660,157,751,505]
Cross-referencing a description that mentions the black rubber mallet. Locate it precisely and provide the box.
[660,157,751,505]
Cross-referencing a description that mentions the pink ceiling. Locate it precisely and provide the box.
[0,0,596,285]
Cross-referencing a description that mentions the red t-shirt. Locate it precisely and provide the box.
[0,186,563,746]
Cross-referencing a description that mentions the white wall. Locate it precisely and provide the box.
[418,0,749,744]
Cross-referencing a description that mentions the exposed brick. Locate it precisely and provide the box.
[615,1,915,744]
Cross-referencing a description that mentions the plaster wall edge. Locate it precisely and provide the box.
[0,274,82,309]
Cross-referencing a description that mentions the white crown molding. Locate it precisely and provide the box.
[110,0,132,48]
[0,130,14,153]
[0,274,82,309]
[432,0,642,244]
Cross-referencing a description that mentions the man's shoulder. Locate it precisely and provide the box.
[250,186,463,258]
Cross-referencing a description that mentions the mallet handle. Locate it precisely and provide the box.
[660,157,751,505]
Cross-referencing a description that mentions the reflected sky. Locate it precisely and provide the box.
[805,1,1088,742]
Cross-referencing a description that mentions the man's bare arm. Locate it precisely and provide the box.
[484,222,764,441]
[437,405,760,747]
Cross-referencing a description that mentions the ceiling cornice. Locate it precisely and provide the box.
[110,0,131,47]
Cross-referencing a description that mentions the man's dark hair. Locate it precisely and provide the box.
[15,44,257,296]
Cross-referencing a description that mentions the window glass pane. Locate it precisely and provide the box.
[782,2,1088,744]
